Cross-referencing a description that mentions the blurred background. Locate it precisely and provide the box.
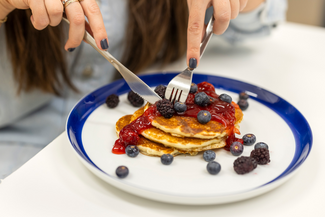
[287,0,325,27]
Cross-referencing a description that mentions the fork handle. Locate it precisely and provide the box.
[200,16,215,58]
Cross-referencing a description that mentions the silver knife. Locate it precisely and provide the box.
[62,18,162,104]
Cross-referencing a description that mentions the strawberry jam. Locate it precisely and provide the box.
[182,82,235,128]
[113,82,240,154]
[112,105,161,154]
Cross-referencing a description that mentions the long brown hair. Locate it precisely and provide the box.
[4,0,188,95]
[5,10,77,95]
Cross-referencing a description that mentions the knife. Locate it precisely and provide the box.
[62,18,162,104]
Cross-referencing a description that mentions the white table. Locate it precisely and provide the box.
[0,23,324,217]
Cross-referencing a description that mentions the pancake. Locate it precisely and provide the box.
[115,115,197,156]
[118,105,227,153]
[141,127,226,152]
[152,103,243,139]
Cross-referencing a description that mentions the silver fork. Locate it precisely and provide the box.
[165,16,215,103]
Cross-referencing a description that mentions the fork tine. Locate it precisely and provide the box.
[179,90,189,103]
[178,90,183,102]
[175,89,183,103]
[171,89,179,103]
[165,86,174,101]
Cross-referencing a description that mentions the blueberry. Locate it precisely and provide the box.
[190,83,198,93]
[239,92,249,100]
[207,96,215,106]
[219,94,232,104]
[194,92,209,107]
[230,142,244,156]
[161,154,174,165]
[174,102,187,113]
[203,150,216,162]
[242,134,256,146]
[207,161,221,175]
[197,110,211,124]
[238,99,249,111]
[255,142,269,150]
[116,166,129,178]
[125,145,140,157]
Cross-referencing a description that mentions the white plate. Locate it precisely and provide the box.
[66,73,312,205]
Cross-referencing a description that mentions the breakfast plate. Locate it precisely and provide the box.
[66,73,312,205]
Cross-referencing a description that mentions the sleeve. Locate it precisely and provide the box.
[0,27,53,128]
[222,0,288,43]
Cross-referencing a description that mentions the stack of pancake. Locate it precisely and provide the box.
[116,103,243,157]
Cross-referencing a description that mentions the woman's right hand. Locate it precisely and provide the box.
[0,0,109,51]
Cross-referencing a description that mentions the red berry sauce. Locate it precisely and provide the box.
[181,82,236,128]
[113,82,240,154]
[112,105,161,154]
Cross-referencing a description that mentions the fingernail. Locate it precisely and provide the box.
[100,39,109,50]
[68,48,75,52]
[189,58,197,69]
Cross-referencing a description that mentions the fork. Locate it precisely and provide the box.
[165,16,215,103]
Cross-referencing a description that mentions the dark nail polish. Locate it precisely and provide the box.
[189,58,197,69]
[68,48,75,52]
[100,39,109,50]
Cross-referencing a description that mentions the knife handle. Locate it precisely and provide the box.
[62,17,136,83]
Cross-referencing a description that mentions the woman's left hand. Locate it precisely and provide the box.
[186,0,248,68]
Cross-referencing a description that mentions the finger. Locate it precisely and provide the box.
[239,0,248,11]
[44,0,64,26]
[64,2,85,51]
[230,0,240,19]
[29,0,50,30]
[212,0,231,35]
[187,0,210,68]
[80,0,108,50]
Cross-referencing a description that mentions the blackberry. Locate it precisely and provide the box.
[154,85,166,99]
[156,99,175,118]
[250,148,270,165]
[105,94,119,108]
[233,156,257,175]
[194,92,209,107]
[237,99,249,111]
[219,94,232,104]
[190,83,198,93]
[128,91,144,107]
[239,92,249,100]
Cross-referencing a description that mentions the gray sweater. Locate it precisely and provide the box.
[0,0,287,145]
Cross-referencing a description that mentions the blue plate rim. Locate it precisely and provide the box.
[66,72,313,197]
